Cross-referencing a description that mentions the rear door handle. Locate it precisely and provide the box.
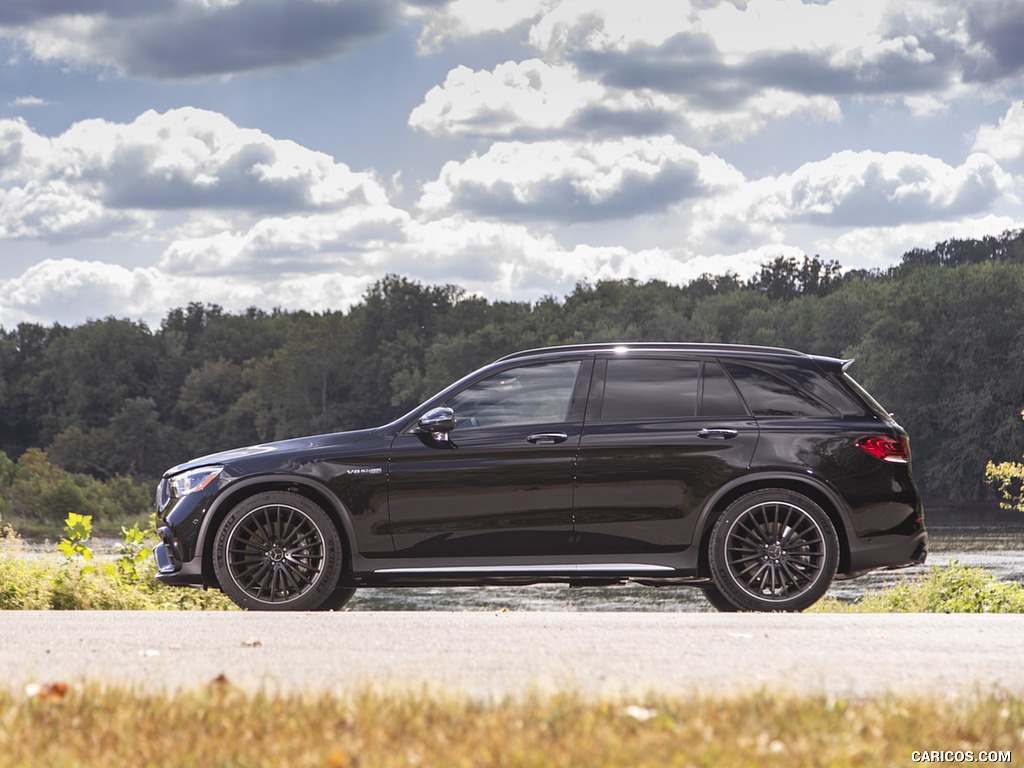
[527,432,569,445]
[697,428,739,440]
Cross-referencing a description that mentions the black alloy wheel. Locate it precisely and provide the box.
[213,491,344,611]
[708,489,838,612]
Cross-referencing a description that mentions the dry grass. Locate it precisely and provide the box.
[1,681,1021,767]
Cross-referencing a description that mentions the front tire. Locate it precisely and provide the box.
[708,489,838,612]
[213,491,344,611]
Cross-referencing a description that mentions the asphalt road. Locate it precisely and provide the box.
[1,611,1021,698]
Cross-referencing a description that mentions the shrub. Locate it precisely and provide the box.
[815,562,1024,613]
[0,449,151,528]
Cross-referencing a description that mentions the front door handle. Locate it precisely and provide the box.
[697,428,739,440]
[527,432,569,445]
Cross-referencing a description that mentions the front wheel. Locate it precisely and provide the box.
[708,489,838,612]
[213,491,345,611]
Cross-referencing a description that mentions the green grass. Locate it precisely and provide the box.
[0,683,1020,767]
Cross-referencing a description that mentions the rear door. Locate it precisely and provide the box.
[573,355,758,555]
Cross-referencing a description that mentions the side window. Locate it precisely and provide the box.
[599,358,700,420]
[446,361,582,428]
[724,363,834,418]
[701,361,748,417]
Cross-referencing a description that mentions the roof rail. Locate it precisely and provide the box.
[496,342,807,362]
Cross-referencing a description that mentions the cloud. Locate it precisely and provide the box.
[0,108,389,240]
[7,96,49,108]
[973,102,1024,162]
[827,215,1023,268]
[159,206,410,276]
[0,221,779,328]
[409,58,838,143]
[418,136,743,222]
[428,0,1024,113]
[1,0,408,79]
[699,150,1015,241]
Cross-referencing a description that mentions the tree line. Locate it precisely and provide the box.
[2,228,1024,513]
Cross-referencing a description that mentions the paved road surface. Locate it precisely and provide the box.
[1,611,1020,698]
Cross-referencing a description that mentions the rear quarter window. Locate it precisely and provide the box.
[723,363,834,418]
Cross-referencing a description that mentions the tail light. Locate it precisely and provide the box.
[855,435,909,464]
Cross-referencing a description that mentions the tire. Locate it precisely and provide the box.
[699,583,740,612]
[213,491,344,611]
[708,489,838,612]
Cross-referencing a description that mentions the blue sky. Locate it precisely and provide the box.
[1,0,1022,328]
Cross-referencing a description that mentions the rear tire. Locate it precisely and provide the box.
[213,491,344,611]
[709,489,838,612]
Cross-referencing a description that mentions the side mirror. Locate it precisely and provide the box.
[417,407,456,442]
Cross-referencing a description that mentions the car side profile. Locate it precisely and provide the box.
[154,343,927,612]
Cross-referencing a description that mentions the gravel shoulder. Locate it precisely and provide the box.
[1,611,1020,698]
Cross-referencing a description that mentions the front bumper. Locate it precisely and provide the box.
[153,541,205,586]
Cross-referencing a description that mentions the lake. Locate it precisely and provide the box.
[16,515,1024,612]
[344,517,1024,612]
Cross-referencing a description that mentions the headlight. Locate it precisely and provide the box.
[168,467,223,498]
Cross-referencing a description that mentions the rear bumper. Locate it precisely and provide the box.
[842,529,927,578]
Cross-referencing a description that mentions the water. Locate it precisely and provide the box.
[15,520,1024,612]
[344,520,1024,612]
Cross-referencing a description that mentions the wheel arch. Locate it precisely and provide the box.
[692,473,852,577]
[197,475,357,588]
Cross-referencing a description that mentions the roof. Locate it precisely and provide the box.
[496,342,810,363]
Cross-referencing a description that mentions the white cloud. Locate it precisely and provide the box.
[973,102,1024,161]
[409,60,607,138]
[0,108,389,240]
[418,136,744,222]
[417,0,552,53]
[1,0,408,79]
[409,58,840,144]
[699,150,1015,242]
[7,95,48,107]
[827,214,1023,268]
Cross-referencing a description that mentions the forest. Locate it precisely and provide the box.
[2,228,1024,525]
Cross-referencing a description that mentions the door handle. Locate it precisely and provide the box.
[527,432,569,445]
[697,428,739,440]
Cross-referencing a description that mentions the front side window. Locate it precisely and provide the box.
[446,360,582,428]
[598,358,701,420]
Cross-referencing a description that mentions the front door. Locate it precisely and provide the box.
[387,359,590,559]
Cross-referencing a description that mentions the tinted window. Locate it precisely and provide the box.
[701,361,748,417]
[724,363,833,418]
[447,361,581,428]
[599,358,700,420]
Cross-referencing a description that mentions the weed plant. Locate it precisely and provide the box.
[0,513,234,611]
[814,562,1024,614]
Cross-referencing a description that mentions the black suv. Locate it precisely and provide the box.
[154,343,926,612]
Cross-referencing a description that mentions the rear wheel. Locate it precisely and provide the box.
[709,489,838,612]
[213,491,344,611]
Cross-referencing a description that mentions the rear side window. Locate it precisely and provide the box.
[599,358,700,420]
[724,363,833,418]
[701,361,748,417]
